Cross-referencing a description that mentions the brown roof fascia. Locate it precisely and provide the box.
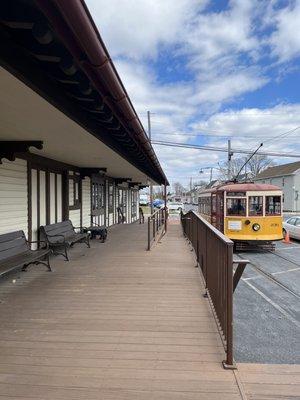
[35,0,168,185]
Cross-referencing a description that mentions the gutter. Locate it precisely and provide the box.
[36,0,168,185]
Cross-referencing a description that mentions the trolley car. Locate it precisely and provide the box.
[198,182,283,247]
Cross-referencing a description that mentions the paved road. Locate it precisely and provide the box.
[234,241,300,363]
[182,204,300,363]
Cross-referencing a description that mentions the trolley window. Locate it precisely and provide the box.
[265,195,281,215]
[226,198,246,216]
[248,196,263,216]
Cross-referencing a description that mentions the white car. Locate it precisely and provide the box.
[167,202,184,212]
[283,216,300,240]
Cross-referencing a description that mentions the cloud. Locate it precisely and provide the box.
[86,0,205,59]
[85,0,300,186]
[268,1,300,63]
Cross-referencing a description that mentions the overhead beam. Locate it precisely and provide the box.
[115,178,132,184]
[79,167,107,178]
[0,141,43,163]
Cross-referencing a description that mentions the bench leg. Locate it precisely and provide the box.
[52,245,69,261]
[22,254,52,272]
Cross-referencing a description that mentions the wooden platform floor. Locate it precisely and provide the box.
[0,221,247,399]
[238,363,300,400]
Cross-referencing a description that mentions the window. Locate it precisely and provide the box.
[265,196,281,215]
[226,198,246,216]
[131,190,138,218]
[248,196,263,216]
[287,218,296,225]
[108,184,114,212]
[92,182,104,213]
[199,196,211,215]
[295,218,300,226]
[68,175,81,209]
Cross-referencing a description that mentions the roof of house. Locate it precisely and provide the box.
[255,162,300,179]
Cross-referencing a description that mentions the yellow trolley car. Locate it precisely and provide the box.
[198,182,283,248]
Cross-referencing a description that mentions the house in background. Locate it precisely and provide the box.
[254,161,300,212]
[0,0,167,241]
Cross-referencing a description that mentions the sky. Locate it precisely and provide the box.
[86,0,300,186]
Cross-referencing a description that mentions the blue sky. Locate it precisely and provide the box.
[86,0,300,186]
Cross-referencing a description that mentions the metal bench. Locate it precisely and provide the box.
[0,230,51,277]
[40,220,90,261]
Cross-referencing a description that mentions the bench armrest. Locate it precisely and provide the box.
[44,233,66,244]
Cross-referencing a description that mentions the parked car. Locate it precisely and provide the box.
[283,216,300,240]
[153,199,164,208]
[167,202,184,212]
[139,194,149,206]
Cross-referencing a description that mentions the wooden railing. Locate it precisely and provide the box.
[147,207,167,250]
[181,210,236,368]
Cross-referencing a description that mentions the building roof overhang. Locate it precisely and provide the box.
[0,0,168,185]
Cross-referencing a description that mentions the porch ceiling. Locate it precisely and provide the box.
[0,67,154,184]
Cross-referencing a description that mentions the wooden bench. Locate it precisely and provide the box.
[40,220,90,261]
[0,230,51,277]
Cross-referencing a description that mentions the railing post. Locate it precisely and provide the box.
[223,244,234,369]
[147,216,151,251]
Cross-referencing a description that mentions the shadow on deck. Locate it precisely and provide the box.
[0,221,245,399]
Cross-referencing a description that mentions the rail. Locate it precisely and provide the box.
[181,210,237,368]
[147,207,167,250]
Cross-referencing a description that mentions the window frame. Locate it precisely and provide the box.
[248,195,263,216]
[265,195,282,216]
[68,174,81,211]
[226,197,247,217]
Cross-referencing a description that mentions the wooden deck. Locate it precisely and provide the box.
[0,220,247,399]
[237,363,300,400]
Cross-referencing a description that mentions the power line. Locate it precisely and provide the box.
[152,132,281,139]
[152,140,300,158]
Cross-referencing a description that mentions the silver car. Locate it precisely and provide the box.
[283,216,300,240]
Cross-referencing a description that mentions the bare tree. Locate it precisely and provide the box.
[218,155,275,181]
[173,182,187,195]
[246,155,275,177]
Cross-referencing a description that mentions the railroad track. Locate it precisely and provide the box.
[235,251,300,301]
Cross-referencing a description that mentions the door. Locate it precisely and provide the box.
[30,166,63,245]
[118,188,127,223]
[295,218,300,239]
[216,191,224,232]
[91,177,106,227]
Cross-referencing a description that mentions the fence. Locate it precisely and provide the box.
[147,207,167,250]
[181,210,235,368]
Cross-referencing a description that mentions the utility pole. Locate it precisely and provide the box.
[147,111,153,214]
[227,139,233,180]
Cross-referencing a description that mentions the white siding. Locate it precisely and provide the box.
[69,209,80,227]
[0,158,28,236]
[69,178,74,206]
[49,172,56,224]
[31,169,38,244]
[57,174,62,222]
[82,177,91,227]
[39,171,46,226]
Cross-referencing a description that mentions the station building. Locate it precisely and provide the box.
[0,0,167,242]
[254,161,300,212]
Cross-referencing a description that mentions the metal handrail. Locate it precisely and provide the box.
[147,207,167,250]
[180,210,235,368]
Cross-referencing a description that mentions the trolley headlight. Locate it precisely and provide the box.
[252,223,261,231]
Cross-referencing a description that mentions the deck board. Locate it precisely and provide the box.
[237,363,300,399]
[0,221,243,399]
